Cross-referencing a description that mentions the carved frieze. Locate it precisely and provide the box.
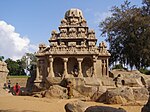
[78,28,86,38]
[50,30,58,40]
[60,28,67,37]
[88,30,95,39]
[60,19,68,26]
[69,28,77,37]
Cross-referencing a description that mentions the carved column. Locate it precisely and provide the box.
[92,56,97,77]
[77,58,83,77]
[63,58,68,78]
[103,60,106,76]
[106,59,109,76]
[99,59,102,77]
[93,61,97,77]
[36,59,40,81]
[49,56,54,77]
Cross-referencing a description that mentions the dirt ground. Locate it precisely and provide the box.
[0,94,144,112]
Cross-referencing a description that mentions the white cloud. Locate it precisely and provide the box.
[94,11,112,24]
[0,20,38,60]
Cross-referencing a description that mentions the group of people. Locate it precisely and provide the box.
[3,80,21,96]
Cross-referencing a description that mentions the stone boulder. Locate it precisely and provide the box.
[141,97,150,112]
[44,85,67,98]
[106,95,127,104]
[133,87,149,101]
[110,69,150,87]
[64,100,126,112]
[101,77,115,86]
[76,85,98,97]
[104,87,134,104]
[141,88,150,112]
[65,100,88,112]
[103,87,149,105]
[43,85,87,99]
[90,86,107,102]
[85,106,126,112]
[46,77,63,86]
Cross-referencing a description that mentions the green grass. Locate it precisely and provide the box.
[7,75,30,78]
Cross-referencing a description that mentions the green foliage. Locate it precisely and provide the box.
[139,68,150,75]
[100,0,150,70]
[0,56,4,61]
[5,58,26,76]
[112,64,127,70]
[4,53,37,76]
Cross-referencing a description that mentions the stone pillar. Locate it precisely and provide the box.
[36,59,40,81]
[63,58,68,78]
[92,56,97,77]
[106,59,109,76]
[103,60,107,76]
[99,59,102,77]
[93,61,97,77]
[77,58,83,77]
[49,56,54,77]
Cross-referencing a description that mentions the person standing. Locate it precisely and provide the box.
[7,80,11,89]
[13,83,21,95]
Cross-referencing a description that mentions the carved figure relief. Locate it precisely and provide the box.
[60,28,67,37]
[69,17,79,25]
[88,30,95,39]
[99,41,107,53]
[69,28,77,37]
[80,19,87,26]
[51,30,57,40]
[78,28,86,37]
[60,19,68,26]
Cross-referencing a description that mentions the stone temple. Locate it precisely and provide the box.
[35,8,110,88]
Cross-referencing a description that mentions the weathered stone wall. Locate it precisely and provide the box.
[6,78,28,88]
[0,61,9,87]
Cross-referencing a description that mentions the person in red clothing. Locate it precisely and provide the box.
[13,83,21,95]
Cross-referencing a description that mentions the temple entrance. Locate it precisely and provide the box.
[67,57,78,77]
[53,57,64,77]
[82,57,93,77]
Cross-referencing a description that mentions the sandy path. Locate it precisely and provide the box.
[0,95,144,112]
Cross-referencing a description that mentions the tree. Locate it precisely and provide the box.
[100,0,150,70]
[0,56,4,61]
[21,53,37,76]
[5,58,26,76]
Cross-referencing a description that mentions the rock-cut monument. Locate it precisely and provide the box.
[35,8,110,88]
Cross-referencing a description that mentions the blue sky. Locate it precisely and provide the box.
[0,0,142,60]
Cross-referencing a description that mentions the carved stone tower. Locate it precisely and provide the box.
[35,8,110,86]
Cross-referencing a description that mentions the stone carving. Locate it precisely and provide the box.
[50,30,58,40]
[78,28,86,37]
[88,30,95,39]
[80,19,87,26]
[39,44,46,51]
[60,19,68,26]
[69,28,77,37]
[36,8,110,87]
[70,17,79,25]
[60,28,67,37]
[99,41,107,53]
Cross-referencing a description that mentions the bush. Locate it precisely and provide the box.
[112,64,127,70]
[139,68,150,75]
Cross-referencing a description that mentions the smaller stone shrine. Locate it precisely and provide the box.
[35,8,111,88]
[0,61,9,87]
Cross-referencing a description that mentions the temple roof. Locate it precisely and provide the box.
[65,8,84,20]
